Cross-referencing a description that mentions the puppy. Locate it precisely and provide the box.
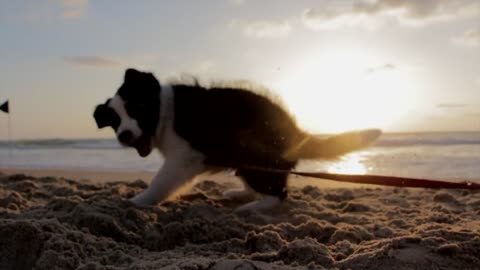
[94,68,381,211]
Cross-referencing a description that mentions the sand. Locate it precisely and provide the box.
[0,169,479,270]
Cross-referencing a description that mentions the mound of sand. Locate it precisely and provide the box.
[0,172,479,269]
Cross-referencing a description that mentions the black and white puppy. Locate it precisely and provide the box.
[94,68,381,211]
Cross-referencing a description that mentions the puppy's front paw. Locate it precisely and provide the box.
[130,192,156,207]
[129,197,146,207]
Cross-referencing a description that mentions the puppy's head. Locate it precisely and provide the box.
[94,68,161,157]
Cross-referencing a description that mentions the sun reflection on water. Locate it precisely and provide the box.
[327,151,370,175]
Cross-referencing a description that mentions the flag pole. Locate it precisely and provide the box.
[8,112,12,160]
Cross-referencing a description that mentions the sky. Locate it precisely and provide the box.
[0,0,479,140]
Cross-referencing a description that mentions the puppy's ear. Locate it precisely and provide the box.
[93,104,110,129]
[125,68,142,81]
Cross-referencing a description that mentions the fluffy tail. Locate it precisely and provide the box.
[286,129,382,160]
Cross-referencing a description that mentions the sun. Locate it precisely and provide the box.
[273,49,418,133]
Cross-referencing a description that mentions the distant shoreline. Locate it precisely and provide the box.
[1,130,480,143]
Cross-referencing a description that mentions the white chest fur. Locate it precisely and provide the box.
[130,84,206,206]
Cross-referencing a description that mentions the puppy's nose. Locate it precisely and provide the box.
[118,130,133,144]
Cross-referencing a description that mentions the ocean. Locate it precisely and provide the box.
[0,132,479,182]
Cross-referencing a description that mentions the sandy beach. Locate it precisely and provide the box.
[0,169,479,270]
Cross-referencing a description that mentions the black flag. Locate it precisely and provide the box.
[0,100,9,113]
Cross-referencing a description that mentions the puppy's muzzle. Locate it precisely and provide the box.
[118,130,134,144]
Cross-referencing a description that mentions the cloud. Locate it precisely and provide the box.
[64,56,120,67]
[352,0,478,23]
[451,28,480,47]
[64,52,166,69]
[232,20,292,38]
[19,0,88,22]
[302,6,381,30]
[59,0,89,19]
[302,0,480,30]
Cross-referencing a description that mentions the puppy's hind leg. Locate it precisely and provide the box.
[233,168,289,212]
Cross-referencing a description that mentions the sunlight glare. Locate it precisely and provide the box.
[274,49,418,133]
[327,152,369,175]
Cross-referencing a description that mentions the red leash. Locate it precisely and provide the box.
[208,162,480,190]
[291,171,480,190]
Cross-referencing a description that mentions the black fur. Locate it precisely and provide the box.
[171,84,308,199]
[173,85,307,165]
[94,99,120,130]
